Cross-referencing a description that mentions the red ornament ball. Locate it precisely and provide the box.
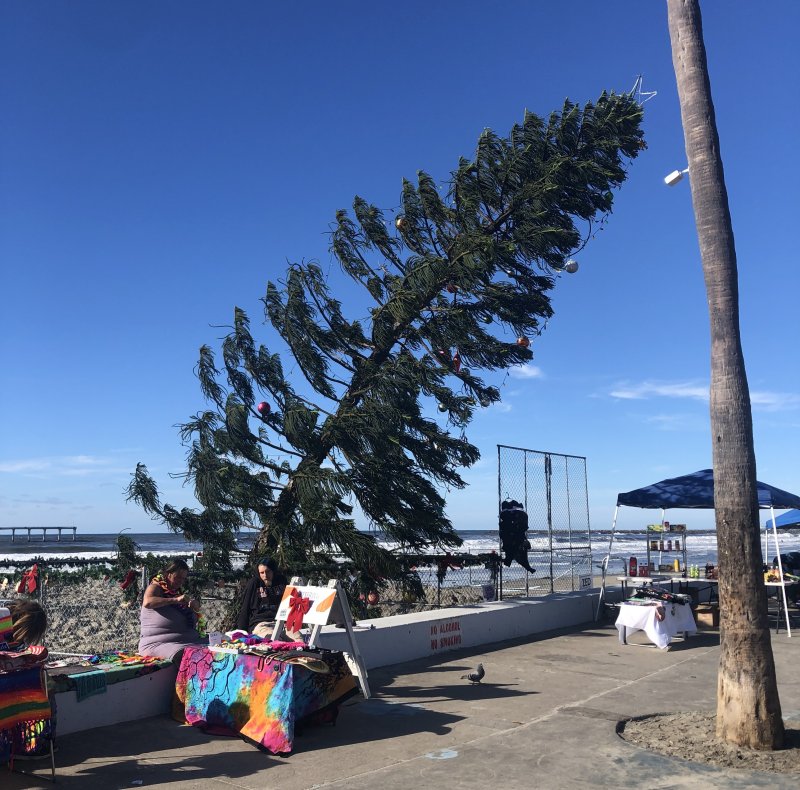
[367,591,380,605]
[445,283,458,294]
[516,336,530,348]
[257,401,271,417]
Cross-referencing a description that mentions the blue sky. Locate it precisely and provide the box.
[1,1,798,536]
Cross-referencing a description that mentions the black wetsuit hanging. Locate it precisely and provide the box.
[499,500,536,574]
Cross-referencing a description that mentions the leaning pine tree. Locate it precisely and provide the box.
[127,92,645,601]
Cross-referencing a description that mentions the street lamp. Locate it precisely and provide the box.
[664,167,689,186]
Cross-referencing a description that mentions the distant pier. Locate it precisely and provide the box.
[0,526,78,542]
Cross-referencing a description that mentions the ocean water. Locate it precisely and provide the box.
[2,527,800,569]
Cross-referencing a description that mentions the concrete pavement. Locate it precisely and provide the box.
[7,618,800,789]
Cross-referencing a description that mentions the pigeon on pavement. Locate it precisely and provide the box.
[460,663,485,684]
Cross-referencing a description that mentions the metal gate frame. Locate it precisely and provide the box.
[497,445,592,599]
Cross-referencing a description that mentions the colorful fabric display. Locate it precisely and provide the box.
[0,715,54,763]
[0,667,50,731]
[175,644,358,754]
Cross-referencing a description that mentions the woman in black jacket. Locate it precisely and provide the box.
[235,557,288,638]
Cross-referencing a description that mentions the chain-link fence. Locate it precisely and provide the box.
[2,553,502,653]
[1,565,239,655]
[1,453,594,654]
[497,445,592,598]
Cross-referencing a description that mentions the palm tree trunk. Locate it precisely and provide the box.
[666,0,783,749]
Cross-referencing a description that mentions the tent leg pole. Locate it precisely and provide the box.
[595,506,619,621]
[771,510,791,637]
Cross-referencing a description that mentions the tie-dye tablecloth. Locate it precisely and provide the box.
[175,646,359,754]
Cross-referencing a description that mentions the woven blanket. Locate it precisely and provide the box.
[175,645,358,754]
[73,669,107,702]
[0,667,50,730]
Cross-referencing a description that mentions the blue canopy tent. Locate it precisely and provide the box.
[764,510,800,531]
[599,469,800,634]
[616,469,800,511]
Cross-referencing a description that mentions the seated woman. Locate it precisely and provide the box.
[139,559,207,660]
[235,557,288,638]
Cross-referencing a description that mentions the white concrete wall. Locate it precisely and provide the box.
[55,664,178,735]
[54,591,601,733]
[317,591,598,669]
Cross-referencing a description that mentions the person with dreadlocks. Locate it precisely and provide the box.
[235,557,289,639]
[138,559,207,660]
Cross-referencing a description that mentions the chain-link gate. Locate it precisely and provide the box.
[498,445,592,599]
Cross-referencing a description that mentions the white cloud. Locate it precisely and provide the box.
[509,364,543,380]
[489,402,513,413]
[65,455,109,467]
[609,379,800,413]
[643,413,706,432]
[0,459,51,473]
[0,455,114,477]
[610,380,709,401]
[610,379,799,413]
[750,391,800,412]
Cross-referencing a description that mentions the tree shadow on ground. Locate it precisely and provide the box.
[10,696,464,789]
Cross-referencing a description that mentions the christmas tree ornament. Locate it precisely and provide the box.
[445,283,458,294]
[367,591,379,605]
[564,259,579,274]
[516,336,530,348]
[437,403,448,413]
[452,350,462,373]
[395,215,406,230]
[257,401,271,417]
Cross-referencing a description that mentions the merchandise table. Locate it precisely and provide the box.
[617,575,719,605]
[615,601,697,649]
[175,645,360,754]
